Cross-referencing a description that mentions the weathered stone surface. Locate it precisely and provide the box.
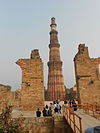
[16,49,44,110]
[74,44,100,104]
[14,115,69,133]
[0,49,44,111]
[0,84,21,110]
[68,85,78,100]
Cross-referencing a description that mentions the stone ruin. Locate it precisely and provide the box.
[0,49,44,111]
[0,84,21,110]
[0,44,100,108]
[74,44,100,104]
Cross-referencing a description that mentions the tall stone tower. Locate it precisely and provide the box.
[47,17,65,101]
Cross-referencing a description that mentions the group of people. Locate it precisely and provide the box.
[36,100,62,117]
[36,105,53,117]
[53,100,61,114]
[64,99,78,111]
[36,99,78,117]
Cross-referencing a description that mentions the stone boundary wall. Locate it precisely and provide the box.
[16,116,70,133]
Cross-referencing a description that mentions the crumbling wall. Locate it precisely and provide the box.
[0,49,44,111]
[16,49,44,110]
[0,84,21,110]
[74,44,100,104]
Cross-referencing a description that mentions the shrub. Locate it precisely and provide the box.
[0,104,28,133]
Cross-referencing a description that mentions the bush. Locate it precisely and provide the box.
[0,104,29,133]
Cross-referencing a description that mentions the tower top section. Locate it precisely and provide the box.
[50,17,57,31]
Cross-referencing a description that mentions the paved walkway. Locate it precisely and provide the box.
[75,109,100,133]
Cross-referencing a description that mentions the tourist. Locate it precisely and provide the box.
[57,99,60,104]
[53,101,56,104]
[75,99,78,105]
[64,100,67,105]
[54,102,58,113]
[42,108,47,117]
[64,100,69,107]
[72,99,75,105]
[50,103,53,109]
[45,104,48,109]
[75,99,78,108]
[66,100,69,107]
[36,108,41,117]
[57,103,61,114]
[72,99,77,111]
[69,99,72,107]
[48,107,52,116]
[50,102,54,114]
[45,104,49,115]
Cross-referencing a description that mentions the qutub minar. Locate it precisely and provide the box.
[47,17,65,101]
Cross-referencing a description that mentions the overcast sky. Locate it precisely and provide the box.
[0,0,100,90]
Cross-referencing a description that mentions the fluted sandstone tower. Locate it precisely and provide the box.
[47,17,65,101]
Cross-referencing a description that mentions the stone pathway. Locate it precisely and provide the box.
[12,110,36,118]
[12,109,63,118]
[75,109,100,133]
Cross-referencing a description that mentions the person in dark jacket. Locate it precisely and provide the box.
[72,100,77,111]
[48,107,52,116]
[36,108,41,117]
[42,108,47,117]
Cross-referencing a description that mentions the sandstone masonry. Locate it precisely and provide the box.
[13,116,70,133]
[0,49,44,111]
[47,18,65,101]
[74,44,100,104]
[16,49,44,110]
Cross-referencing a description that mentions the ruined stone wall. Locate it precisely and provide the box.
[0,84,21,110]
[16,49,44,110]
[69,85,77,100]
[74,44,100,104]
[0,49,44,111]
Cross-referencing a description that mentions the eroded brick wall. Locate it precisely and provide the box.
[0,84,21,110]
[16,49,44,110]
[74,44,100,104]
[0,49,44,111]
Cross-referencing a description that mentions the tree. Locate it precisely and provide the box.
[0,104,28,133]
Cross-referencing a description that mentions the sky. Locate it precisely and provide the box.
[0,0,100,90]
